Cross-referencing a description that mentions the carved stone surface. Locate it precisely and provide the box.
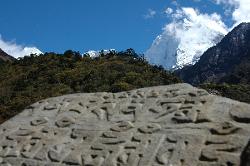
[0,83,250,166]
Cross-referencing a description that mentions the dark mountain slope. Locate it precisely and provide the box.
[0,49,15,63]
[177,23,250,85]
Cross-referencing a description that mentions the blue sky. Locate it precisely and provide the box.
[0,0,241,55]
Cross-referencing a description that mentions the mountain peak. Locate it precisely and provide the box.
[234,22,250,30]
[176,22,250,85]
[220,22,250,44]
[145,22,226,70]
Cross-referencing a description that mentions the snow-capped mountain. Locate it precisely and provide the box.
[144,32,179,70]
[174,29,225,69]
[176,23,250,85]
[145,29,225,70]
[145,8,228,70]
[84,49,115,58]
[0,37,42,58]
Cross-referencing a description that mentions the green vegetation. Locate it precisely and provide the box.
[200,83,250,104]
[0,49,181,123]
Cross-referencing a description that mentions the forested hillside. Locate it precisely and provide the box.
[0,49,181,123]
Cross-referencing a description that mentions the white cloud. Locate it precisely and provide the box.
[145,7,228,69]
[0,36,42,58]
[165,8,173,15]
[232,0,250,25]
[144,9,156,19]
[215,0,250,26]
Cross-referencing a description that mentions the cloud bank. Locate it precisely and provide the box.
[145,0,250,69]
[216,0,250,26]
[0,36,42,58]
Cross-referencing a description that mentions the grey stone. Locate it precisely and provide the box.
[0,83,250,166]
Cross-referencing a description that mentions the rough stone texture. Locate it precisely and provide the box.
[0,83,250,166]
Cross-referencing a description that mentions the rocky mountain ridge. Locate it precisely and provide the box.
[176,23,250,85]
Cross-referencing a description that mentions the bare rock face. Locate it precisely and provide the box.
[0,83,250,166]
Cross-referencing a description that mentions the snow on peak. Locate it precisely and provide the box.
[0,36,42,58]
[84,49,115,58]
[145,7,228,70]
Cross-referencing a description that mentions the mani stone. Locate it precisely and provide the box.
[0,83,250,166]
